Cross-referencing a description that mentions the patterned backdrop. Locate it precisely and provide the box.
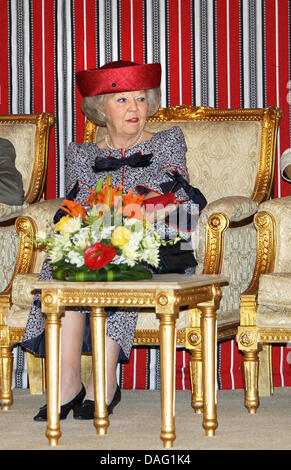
[1,0,291,390]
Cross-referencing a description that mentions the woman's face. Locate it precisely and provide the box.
[102,90,148,138]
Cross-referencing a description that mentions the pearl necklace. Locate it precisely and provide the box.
[105,130,144,151]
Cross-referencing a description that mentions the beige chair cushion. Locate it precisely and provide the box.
[7,305,30,328]
[0,202,28,222]
[257,273,291,327]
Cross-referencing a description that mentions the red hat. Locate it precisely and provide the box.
[76,60,161,97]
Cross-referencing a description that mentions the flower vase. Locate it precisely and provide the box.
[52,262,153,282]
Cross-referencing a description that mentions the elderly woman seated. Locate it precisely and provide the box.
[21,60,206,422]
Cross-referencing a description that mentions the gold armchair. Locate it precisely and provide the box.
[3,105,281,412]
[84,105,282,412]
[237,195,291,414]
[0,113,55,409]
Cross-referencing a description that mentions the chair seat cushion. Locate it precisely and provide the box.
[257,273,291,327]
[0,202,28,222]
[7,305,29,328]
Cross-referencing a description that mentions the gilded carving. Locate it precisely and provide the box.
[157,294,169,306]
[241,211,276,298]
[258,330,291,343]
[237,327,258,351]
[1,216,37,296]
[239,331,256,347]
[186,328,202,348]
[239,294,257,326]
[134,329,185,346]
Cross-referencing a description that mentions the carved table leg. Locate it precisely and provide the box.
[199,301,218,437]
[189,348,204,414]
[90,306,109,435]
[158,312,177,448]
[42,293,63,447]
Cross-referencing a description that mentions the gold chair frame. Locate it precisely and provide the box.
[236,206,291,413]
[0,113,55,408]
[83,105,282,412]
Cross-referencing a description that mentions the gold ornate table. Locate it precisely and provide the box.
[34,273,228,448]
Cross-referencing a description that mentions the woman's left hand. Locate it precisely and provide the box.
[143,191,178,222]
[145,202,178,223]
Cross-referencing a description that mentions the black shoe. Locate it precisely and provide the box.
[73,399,95,420]
[33,383,86,421]
[74,385,121,420]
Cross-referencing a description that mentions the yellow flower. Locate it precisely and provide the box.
[55,215,71,233]
[111,226,131,248]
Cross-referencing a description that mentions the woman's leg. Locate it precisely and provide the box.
[85,336,120,404]
[59,310,120,405]
[60,310,85,405]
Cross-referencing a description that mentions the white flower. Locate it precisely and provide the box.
[62,215,82,234]
[66,250,84,267]
[71,227,90,250]
[121,244,138,264]
[142,247,160,268]
[37,230,49,241]
[49,248,64,263]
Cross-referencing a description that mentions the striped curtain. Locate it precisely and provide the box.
[1,0,291,390]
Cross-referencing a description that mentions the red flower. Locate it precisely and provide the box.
[84,242,116,270]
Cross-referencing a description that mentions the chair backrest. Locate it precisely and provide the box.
[83,105,281,205]
[0,113,55,204]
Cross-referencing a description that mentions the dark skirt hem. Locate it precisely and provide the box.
[21,313,128,362]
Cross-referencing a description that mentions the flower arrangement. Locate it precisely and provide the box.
[37,175,178,282]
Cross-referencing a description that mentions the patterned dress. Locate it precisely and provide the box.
[22,126,196,361]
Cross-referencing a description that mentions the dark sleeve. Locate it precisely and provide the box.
[0,138,24,205]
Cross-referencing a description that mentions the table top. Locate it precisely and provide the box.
[34,273,229,292]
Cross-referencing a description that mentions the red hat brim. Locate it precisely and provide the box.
[76,61,161,97]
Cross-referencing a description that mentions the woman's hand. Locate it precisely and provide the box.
[146,203,178,223]
[143,191,178,223]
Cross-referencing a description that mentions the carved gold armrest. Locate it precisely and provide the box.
[1,198,62,296]
[0,217,37,296]
[200,196,258,274]
[238,210,276,329]
[242,210,276,297]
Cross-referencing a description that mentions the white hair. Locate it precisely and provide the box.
[81,87,161,127]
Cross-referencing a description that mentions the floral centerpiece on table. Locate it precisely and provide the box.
[37,175,179,282]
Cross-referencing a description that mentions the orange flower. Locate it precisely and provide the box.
[117,190,146,220]
[59,199,87,218]
[96,184,123,209]
[84,189,98,207]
